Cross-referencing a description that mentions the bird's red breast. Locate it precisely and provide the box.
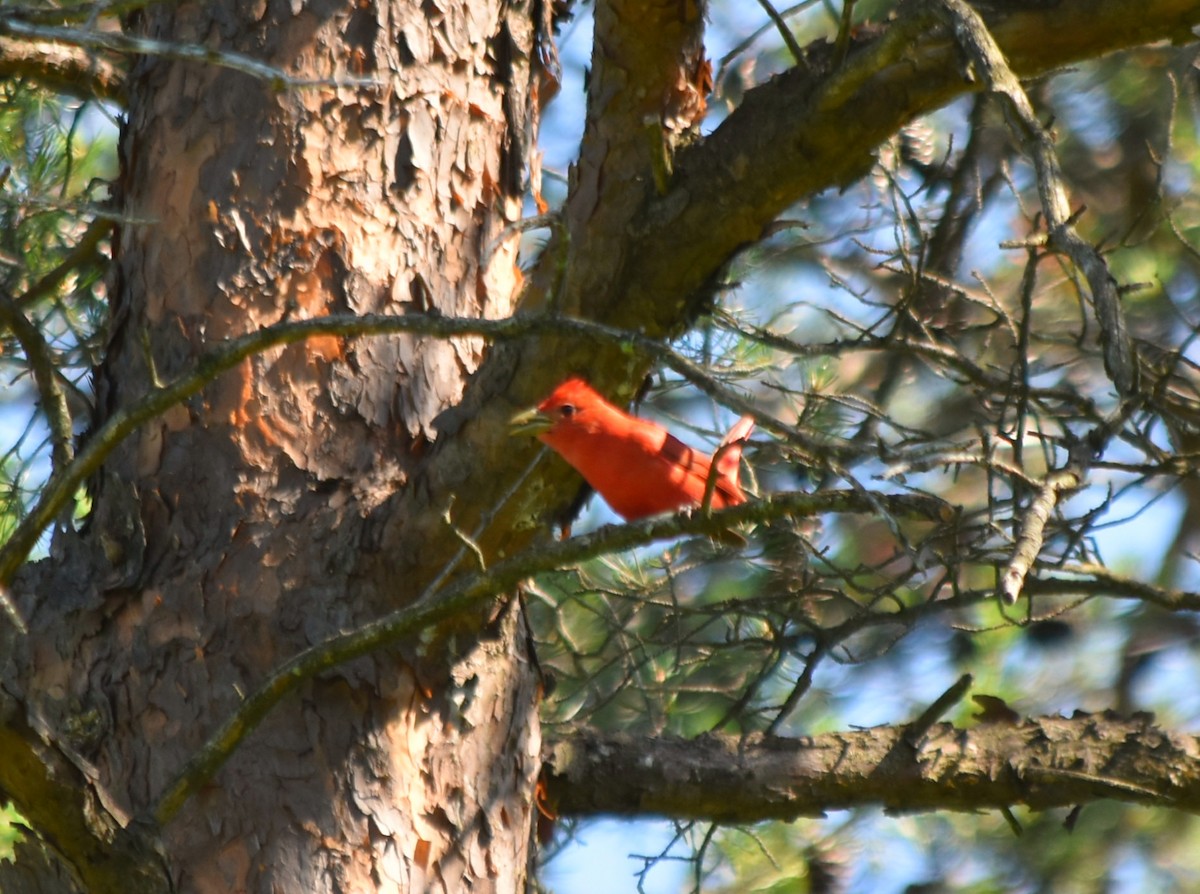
[512,377,754,520]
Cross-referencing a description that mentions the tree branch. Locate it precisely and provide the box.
[545,0,708,320]
[0,310,832,593]
[545,712,1200,821]
[934,0,1137,395]
[0,697,169,893]
[587,0,1199,340]
[753,0,804,64]
[147,486,950,827]
[0,34,124,101]
[0,291,74,473]
[1000,468,1083,604]
[143,518,1200,826]
[0,13,381,92]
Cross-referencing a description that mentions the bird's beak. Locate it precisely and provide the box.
[509,406,554,437]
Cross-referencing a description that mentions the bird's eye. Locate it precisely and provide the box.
[559,404,576,418]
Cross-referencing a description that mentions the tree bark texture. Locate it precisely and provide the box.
[6,1,543,891]
[546,713,1200,822]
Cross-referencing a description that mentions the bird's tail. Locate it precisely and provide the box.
[715,415,755,497]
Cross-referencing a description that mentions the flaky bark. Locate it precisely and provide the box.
[6,1,543,891]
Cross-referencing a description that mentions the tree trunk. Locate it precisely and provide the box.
[6,1,543,890]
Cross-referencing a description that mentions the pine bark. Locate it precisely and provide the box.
[5,1,542,891]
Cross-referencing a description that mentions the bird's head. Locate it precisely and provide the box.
[510,377,607,445]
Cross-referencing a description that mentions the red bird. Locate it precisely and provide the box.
[511,377,755,520]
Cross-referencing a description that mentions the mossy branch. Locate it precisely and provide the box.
[150,486,951,827]
[0,310,810,593]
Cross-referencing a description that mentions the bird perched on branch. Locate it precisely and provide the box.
[511,377,754,521]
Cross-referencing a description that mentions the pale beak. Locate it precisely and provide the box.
[509,406,554,437]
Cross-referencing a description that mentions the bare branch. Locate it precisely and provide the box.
[934,0,1137,395]
[999,468,1083,604]
[545,714,1200,821]
[753,0,805,64]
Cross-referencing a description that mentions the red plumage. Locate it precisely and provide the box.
[513,378,754,520]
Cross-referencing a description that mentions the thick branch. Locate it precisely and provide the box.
[547,0,708,319]
[546,713,1200,821]
[0,698,168,893]
[0,34,123,101]
[595,0,1199,338]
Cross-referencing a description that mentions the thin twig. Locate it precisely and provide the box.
[0,15,383,90]
[753,0,805,64]
[716,0,819,88]
[934,0,1136,395]
[999,468,1081,604]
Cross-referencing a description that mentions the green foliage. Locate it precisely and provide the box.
[0,802,24,862]
[0,77,115,549]
[701,806,1200,894]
